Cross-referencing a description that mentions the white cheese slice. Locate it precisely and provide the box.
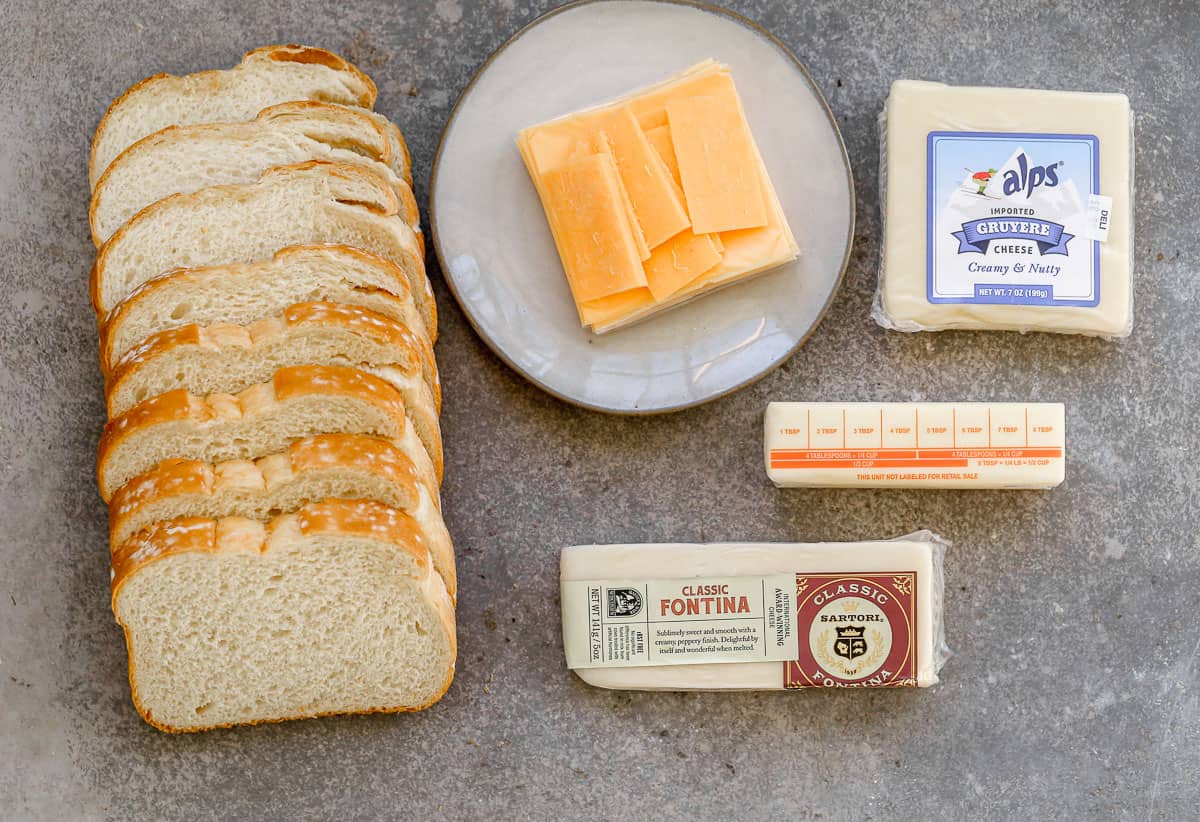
[560,536,948,691]
[765,402,1065,489]
[876,80,1132,337]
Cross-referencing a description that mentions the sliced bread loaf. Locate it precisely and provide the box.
[111,499,456,732]
[107,434,455,599]
[91,101,417,245]
[96,364,440,501]
[99,245,437,376]
[91,44,377,187]
[90,162,432,333]
[106,301,441,419]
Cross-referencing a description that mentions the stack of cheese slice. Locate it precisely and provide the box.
[518,60,799,333]
[88,45,455,732]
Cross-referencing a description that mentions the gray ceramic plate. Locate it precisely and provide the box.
[430,0,853,414]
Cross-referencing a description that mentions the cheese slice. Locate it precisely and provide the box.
[594,106,690,249]
[561,537,947,690]
[643,124,682,189]
[765,402,1066,489]
[539,153,648,303]
[590,132,650,260]
[666,82,768,233]
[878,80,1133,337]
[579,287,655,328]
[637,123,688,219]
[643,231,723,301]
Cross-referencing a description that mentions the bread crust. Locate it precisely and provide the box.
[97,364,442,500]
[90,162,432,331]
[90,44,377,186]
[98,245,437,374]
[111,499,455,732]
[105,301,440,415]
[106,433,455,597]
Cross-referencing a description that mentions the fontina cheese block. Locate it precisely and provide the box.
[561,536,949,690]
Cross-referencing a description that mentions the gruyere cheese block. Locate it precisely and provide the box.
[876,80,1133,337]
[765,402,1066,489]
[561,536,948,691]
[518,60,799,334]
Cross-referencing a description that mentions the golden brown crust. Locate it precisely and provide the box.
[108,434,433,545]
[97,244,433,375]
[104,300,438,416]
[256,45,378,104]
[97,364,441,501]
[111,498,456,732]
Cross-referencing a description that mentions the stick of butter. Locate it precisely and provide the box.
[560,535,949,690]
[765,402,1065,489]
[875,80,1133,337]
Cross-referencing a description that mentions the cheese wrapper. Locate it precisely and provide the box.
[561,534,949,690]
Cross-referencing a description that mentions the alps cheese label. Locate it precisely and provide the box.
[926,131,1103,308]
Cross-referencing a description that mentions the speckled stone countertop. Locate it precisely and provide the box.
[0,1,1196,819]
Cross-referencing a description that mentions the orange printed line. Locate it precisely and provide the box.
[771,459,971,469]
[772,449,919,458]
[770,448,1061,460]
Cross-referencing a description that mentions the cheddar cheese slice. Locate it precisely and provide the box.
[579,287,655,329]
[594,107,690,249]
[666,80,768,234]
[590,132,650,260]
[643,231,723,301]
[644,125,682,189]
[540,153,648,304]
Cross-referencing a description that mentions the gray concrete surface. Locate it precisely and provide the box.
[1,0,1196,819]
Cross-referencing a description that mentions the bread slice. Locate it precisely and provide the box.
[91,101,417,246]
[111,499,456,732]
[107,434,455,599]
[360,108,413,188]
[99,245,437,377]
[106,302,441,424]
[96,364,440,501]
[90,162,433,334]
[91,44,377,187]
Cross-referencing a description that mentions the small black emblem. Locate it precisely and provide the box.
[607,588,642,617]
[834,625,867,661]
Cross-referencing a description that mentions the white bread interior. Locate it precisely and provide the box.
[98,245,437,376]
[91,101,417,245]
[90,162,433,334]
[111,500,456,732]
[104,303,443,459]
[90,44,377,187]
[107,434,455,599]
